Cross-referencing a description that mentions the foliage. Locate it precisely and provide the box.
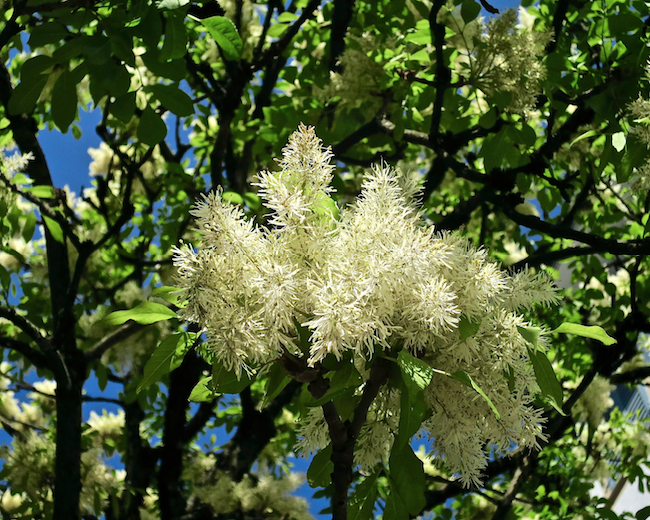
[0,0,649,519]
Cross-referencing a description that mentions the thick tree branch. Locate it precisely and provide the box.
[428,0,451,144]
[0,337,49,368]
[159,351,206,520]
[610,366,650,385]
[0,306,51,352]
[254,0,322,72]
[502,206,650,256]
[329,0,356,71]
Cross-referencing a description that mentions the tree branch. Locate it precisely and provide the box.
[84,322,146,363]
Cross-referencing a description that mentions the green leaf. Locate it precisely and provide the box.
[51,70,79,132]
[147,83,193,117]
[389,442,426,516]
[110,92,137,123]
[383,490,408,520]
[212,362,253,394]
[552,323,616,346]
[307,444,333,488]
[160,11,187,61]
[459,315,481,342]
[312,192,340,221]
[150,285,183,305]
[142,50,186,81]
[24,185,55,198]
[22,212,36,241]
[137,106,168,146]
[100,301,177,326]
[43,215,64,243]
[611,132,626,152]
[189,376,218,402]
[348,473,378,520]
[517,325,542,349]
[266,23,289,38]
[82,35,112,65]
[569,129,598,147]
[198,16,243,61]
[461,0,481,22]
[137,333,194,392]
[397,350,434,396]
[12,173,32,186]
[395,380,427,447]
[527,348,563,411]
[451,370,500,419]
[277,11,297,23]
[260,363,291,409]
[636,505,650,520]
[8,76,48,115]
[222,191,243,205]
[109,32,136,67]
[28,22,69,48]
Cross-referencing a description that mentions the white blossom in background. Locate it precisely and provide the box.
[567,375,615,428]
[174,124,560,486]
[185,459,313,520]
[628,93,650,191]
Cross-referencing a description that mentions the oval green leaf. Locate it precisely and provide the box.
[100,301,177,327]
[552,323,616,346]
[199,16,243,61]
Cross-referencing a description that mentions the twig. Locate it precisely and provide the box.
[85,322,146,363]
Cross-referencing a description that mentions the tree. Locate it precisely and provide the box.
[0,0,649,518]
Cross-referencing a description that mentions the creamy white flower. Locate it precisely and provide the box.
[175,125,559,486]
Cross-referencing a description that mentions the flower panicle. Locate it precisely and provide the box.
[174,124,561,487]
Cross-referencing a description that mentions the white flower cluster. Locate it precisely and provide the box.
[186,460,312,520]
[174,125,559,485]
[444,8,552,114]
[628,94,650,192]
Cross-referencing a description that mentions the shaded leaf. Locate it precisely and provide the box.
[395,381,427,447]
[212,362,253,394]
[307,444,333,488]
[51,69,79,132]
[147,83,194,117]
[389,442,426,515]
[160,11,187,61]
[22,212,36,241]
[348,473,378,520]
[260,363,291,409]
[461,0,481,22]
[28,21,68,48]
[527,348,563,411]
[137,106,167,146]
[110,91,137,123]
[8,76,48,115]
[517,325,541,349]
[459,315,481,342]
